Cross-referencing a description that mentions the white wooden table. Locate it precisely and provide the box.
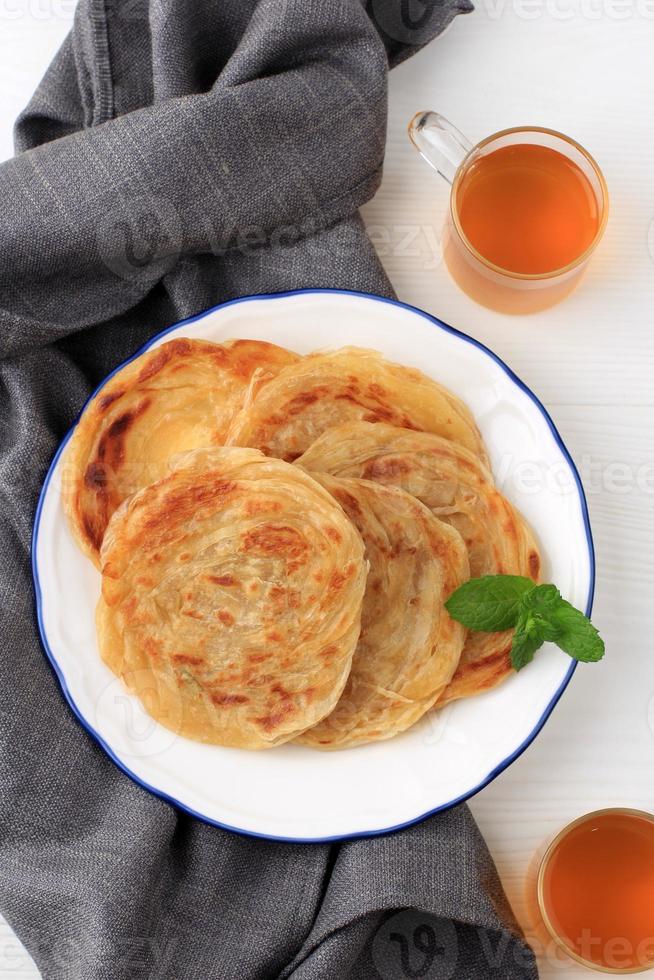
[2,5,653,978]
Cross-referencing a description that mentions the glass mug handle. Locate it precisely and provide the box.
[408,111,473,185]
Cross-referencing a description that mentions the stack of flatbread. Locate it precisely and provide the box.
[62,337,540,750]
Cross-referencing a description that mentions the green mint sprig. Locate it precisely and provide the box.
[445,575,604,671]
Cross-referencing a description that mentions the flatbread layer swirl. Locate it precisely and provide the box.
[226,347,487,463]
[62,337,299,566]
[296,422,541,706]
[295,475,468,749]
[97,447,367,749]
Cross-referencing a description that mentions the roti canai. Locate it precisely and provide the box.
[297,422,541,705]
[62,337,299,565]
[226,347,487,463]
[296,474,468,749]
[97,447,367,749]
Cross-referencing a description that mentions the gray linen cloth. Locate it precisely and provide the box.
[0,1,539,977]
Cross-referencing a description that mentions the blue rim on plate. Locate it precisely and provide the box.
[31,288,595,843]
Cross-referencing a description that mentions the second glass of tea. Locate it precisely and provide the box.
[408,113,608,314]
[537,809,654,973]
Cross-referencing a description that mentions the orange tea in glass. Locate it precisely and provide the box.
[537,809,654,973]
[408,113,608,314]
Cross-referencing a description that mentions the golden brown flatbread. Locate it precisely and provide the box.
[62,337,299,566]
[296,422,541,706]
[97,447,367,749]
[226,347,487,463]
[295,475,468,749]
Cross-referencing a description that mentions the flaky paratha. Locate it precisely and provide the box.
[62,337,299,565]
[97,447,367,749]
[297,422,541,706]
[295,475,468,749]
[226,347,487,463]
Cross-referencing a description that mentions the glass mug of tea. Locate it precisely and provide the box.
[537,809,654,973]
[408,113,608,314]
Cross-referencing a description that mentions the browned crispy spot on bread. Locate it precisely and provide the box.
[255,684,296,733]
[211,692,249,707]
[362,456,411,481]
[173,653,205,667]
[328,564,355,593]
[332,489,363,518]
[82,513,104,554]
[244,498,283,517]
[142,479,237,534]
[247,652,271,664]
[98,390,125,412]
[215,339,297,383]
[94,398,151,474]
[84,462,107,489]
[241,524,308,563]
[206,574,236,586]
[287,390,323,413]
[136,339,193,383]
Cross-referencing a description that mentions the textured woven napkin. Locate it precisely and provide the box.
[0,1,538,977]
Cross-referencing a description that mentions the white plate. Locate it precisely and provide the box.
[32,289,594,842]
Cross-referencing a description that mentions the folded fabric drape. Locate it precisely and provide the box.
[0,2,538,977]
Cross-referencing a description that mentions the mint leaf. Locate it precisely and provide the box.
[522,583,562,615]
[547,600,605,663]
[519,585,604,662]
[511,609,546,670]
[445,574,535,631]
[520,584,566,642]
[446,574,605,671]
